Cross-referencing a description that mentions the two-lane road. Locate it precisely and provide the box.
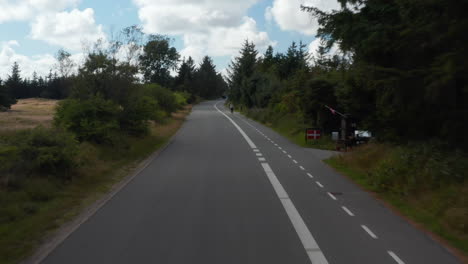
[42,101,460,264]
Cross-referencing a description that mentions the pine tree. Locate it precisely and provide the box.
[5,62,24,100]
[227,40,258,106]
[194,56,225,99]
[175,56,196,93]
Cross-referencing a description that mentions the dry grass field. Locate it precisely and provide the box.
[0,98,58,131]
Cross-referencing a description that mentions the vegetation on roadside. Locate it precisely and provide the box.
[224,1,468,258]
[242,107,336,150]
[0,24,226,264]
[326,143,468,255]
[0,106,191,264]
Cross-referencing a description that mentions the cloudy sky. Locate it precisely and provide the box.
[0,0,341,79]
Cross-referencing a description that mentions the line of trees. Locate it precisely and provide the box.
[228,0,468,150]
[0,27,227,112]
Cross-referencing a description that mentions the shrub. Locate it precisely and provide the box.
[17,127,79,176]
[174,91,190,108]
[143,84,178,114]
[120,95,159,135]
[54,96,121,143]
[0,127,79,185]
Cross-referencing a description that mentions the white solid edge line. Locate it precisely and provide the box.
[214,102,257,149]
[361,225,378,239]
[388,251,405,264]
[262,163,329,264]
[327,192,337,201]
[341,206,354,216]
[307,173,313,178]
[316,181,324,188]
[215,102,327,264]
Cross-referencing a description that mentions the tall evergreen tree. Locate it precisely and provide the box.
[194,56,226,99]
[5,62,24,99]
[175,56,196,93]
[0,78,17,110]
[227,40,258,106]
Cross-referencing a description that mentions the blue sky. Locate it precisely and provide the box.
[0,0,340,78]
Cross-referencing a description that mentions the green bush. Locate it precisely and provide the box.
[174,91,190,108]
[143,84,178,115]
[0,127,79,185]
[54,96,121,143]
[17,127,79,176]
[120,95,159,135]
[368,142,468,195]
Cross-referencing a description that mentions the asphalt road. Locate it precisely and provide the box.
[42,101,461,264]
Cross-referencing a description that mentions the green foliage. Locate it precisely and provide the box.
[139,35,180,87]
[120,95,158,135]
[302,0,468,148]
[0,79,16,110]
[0,127,79,185]
[227,40,259,106]
[327,142,468,253]
[174,91,190,108]
[193,56,226,99]
[16,127,79,176]
[142,84,178,115]
[54,96,121,143]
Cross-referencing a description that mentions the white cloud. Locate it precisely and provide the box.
[308,37,351,64]
[180,17,275,62]
[133,0,274,63]
[0,0,80,23]
[30,8,106,51]
[0,40,84,79]
[266,0,341,35]
[308,37,339,58]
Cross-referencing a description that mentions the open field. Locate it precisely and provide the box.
[0,99,58,131]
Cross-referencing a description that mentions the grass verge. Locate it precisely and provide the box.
[325,143,468,262]
[0,105,191,264]
[240,108,336,150]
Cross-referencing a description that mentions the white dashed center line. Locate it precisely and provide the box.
[361,225,378,239]
[388,251,405,264]
[215,102,329,264]
[225,104,407,264]
[341,206,355,216]
[327,192,337,201]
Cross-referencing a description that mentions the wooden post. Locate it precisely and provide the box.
[341,117,347,141]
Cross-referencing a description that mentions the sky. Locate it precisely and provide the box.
[0,0,342,79]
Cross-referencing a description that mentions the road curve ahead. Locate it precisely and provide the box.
[42,101,460,264]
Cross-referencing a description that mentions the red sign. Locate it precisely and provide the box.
[307,129,321,140]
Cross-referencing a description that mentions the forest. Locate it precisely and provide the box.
[227,0,467,150]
